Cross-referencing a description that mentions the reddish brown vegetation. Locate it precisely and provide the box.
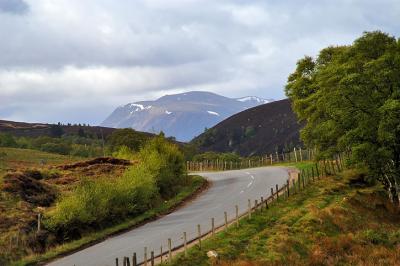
[58,157,132,170]
[2,172,56,206]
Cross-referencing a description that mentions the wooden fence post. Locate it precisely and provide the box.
[168,238,172,262]
[150,251,154,266]
[299,147,303,161]
[144,247,148,266]
[271,188,274,200]
[261,196,264,211]
[37,213,41,232]
[197,224,202,249]
[211,218,215,235]
[116,258,119,266]
[132,253,136,266]
[183,232,187,257]
[235,205,239,227]
[298,173,301,190]
[276,184,279,201]
[160,247,163,263]
[248,199,251,219]
[224,211,228,230]
[292,179,296,194]
[287,180,290,197]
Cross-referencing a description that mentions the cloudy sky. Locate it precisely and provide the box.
[1,0,399,125]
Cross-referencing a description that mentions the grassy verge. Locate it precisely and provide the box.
[170,168,400,265]
[15,175,207,266]
[274,161,315,171]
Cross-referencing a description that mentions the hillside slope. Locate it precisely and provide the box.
[101,91,272,142]
[0,120,119,139]
[191,99,302,156]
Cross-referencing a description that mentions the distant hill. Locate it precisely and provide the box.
[191,99,303,156]
[101,91,273,142]
[0,120,120,139]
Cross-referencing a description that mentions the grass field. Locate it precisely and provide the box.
[0,147,80,176]
[170,167,400,265]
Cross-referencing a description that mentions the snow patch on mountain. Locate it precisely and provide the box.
[207,111,220,116]
[236,96,270,104]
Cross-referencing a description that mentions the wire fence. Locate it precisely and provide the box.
[116,156,345,266]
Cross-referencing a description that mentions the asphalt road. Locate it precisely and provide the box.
[48,166,290,266]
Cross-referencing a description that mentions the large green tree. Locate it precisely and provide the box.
[285,31,400,204]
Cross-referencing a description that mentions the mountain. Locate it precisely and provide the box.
[191,99,303,156]
[101,91,272,141]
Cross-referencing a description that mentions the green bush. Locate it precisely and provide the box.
[0,133,17,147]
[107,128,149,152]
[41,143,71,155]
[139,136,187,198]
[112,145,136,160]
[45,163,158,237]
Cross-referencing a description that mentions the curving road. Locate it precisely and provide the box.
[48,167,289,266]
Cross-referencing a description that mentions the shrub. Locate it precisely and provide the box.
[0,133,17,148]
[107,128,149,152]
[44,163,158,239]
[112,145,136,160]
[41,143,71,155]
[139,136,187,198]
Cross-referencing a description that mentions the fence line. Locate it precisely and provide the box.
[116,156,345,265]
[186,147,318,172]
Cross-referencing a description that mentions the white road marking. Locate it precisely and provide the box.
[250,175,255,180]
[240,190,244,194]
[245,172,250,175]
[247,181,253,188]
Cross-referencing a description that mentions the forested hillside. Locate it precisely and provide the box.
[192,99,302,156]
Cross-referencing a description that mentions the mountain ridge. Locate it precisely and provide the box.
[101,91,273,141]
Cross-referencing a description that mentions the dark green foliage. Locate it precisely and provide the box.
[41,143,71,155]
[50,124,64,138]
[0,133,18,147]
[285,31,400,204]
[107,128,149,152]
[77,127,85,137]
[192,151,241,162]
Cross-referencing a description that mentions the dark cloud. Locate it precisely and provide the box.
[0,0,28,14]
